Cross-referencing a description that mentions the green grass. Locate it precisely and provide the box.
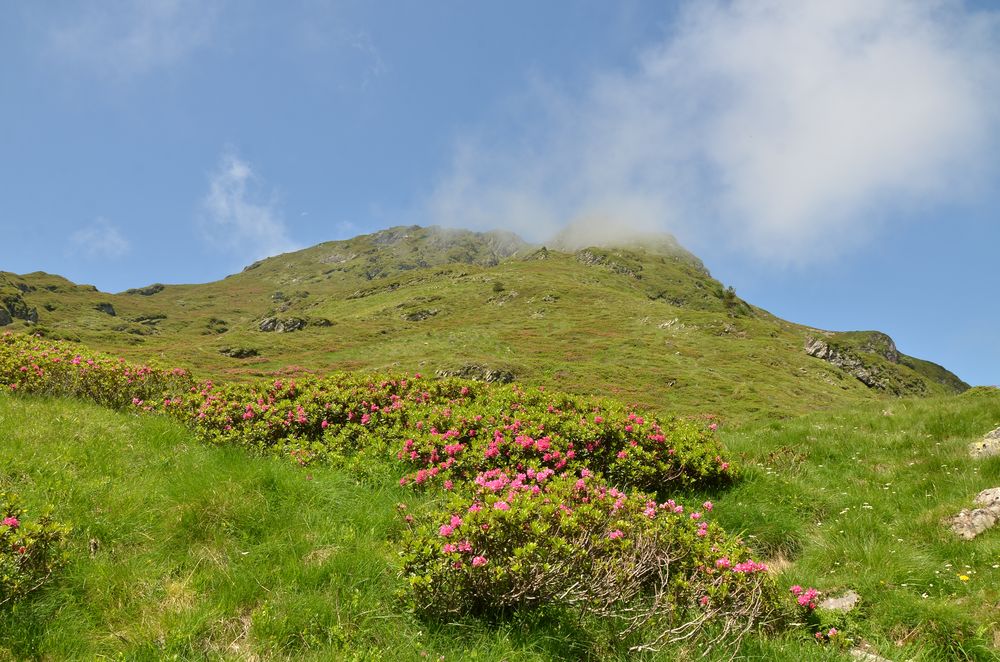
[705,391,1000,661]
[1,226,968,425]
[2,389,999,660]
[0,395,583,660]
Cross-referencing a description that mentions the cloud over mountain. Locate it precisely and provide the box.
[429,0,1000,262]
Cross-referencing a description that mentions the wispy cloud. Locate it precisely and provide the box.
[46,0,221,78]
[200,153,299,261]
[70,218,131,259]
[428,0,1000,262]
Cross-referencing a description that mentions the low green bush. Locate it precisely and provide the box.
[401,471,779,652]
[0,492,69,608]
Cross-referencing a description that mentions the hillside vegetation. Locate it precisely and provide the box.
[0,225,968,423]
[1,375,997,659]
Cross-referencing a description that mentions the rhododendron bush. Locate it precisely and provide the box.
[1,334,786,649]
[401,471,779,651]
[0,333,193,409]
[0,492,68,608]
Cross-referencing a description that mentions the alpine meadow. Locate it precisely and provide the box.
[2,2,1000,661]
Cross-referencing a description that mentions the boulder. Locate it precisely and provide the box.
[818,590,860,612]
[970,428,1000,459]
[435,364,516,384]
[95,302,116,316]
[258,317,307,333]
[949,488,1000,540]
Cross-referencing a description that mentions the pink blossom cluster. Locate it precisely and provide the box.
[790,585,820,609]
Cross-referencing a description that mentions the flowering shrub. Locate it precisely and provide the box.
[0,335,734,497]
[0,492,69,608]
[401,471,779,651]
[0,332,193,410]
[162,375,733,495]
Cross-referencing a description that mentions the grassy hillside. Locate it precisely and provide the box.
[0,225,968,423]
[2,386,998,660]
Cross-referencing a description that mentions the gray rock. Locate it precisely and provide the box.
[850,648,894,662]
[436,364,516,384]
[220,347,259,359]
[0,308,11,326]
[949,487,1000,540]
[970,428,1000,459]
[804,338,888,390]
[258,317,306,333]
[404,309,438,322]
[95,302,116,316]
[818,590,860,612]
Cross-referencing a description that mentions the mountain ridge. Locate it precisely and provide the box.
[0,224,968,421]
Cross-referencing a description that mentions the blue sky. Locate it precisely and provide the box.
[1,1,998,386]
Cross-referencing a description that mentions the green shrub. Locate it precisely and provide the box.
[400,471,779,652]
[0,492,69,608]
[0,332,193,409]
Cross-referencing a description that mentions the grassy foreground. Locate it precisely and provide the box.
[1,390,999,660]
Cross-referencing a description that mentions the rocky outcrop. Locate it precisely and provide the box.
[220,347,260,358]
[258,317,307,333]
[124,283,165,296]
[0,308,11,326]
[95,302,116,316]
[970,428,1000,459]
[576,249,642,279]
[804,338,888,390]
[949,488,1000,540]
[2,293,38,324]
[403,309,438,322]
[435,364,516,384]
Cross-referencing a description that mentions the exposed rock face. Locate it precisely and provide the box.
[124,283,165,296]
[804,338,886,389]
[95,302,116,316]
[970,428,1000,459]
[2,293,38,323]
[435,364,516,384]
[949,488,1000,540]
[0,308,11,326]
[220,347,260,358]
[404,309,438,322]
[258,317,307,333]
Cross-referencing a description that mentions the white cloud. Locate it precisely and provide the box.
[46,0,221,78]
[70,218,131,259]
[200,153,299,261]
[428,0,1000,262]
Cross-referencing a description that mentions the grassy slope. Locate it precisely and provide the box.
[3,388,999,660]
[0,227,968,424]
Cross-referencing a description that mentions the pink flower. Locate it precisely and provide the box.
[439,524,454,537]
[702,501,713,512]
[442,543,457,553]
[2,517,19,528]
[321,420,329,429]
[608,529,624,540]
[699,595,710,606]
[715,557,731,569]
[494,501,510,511]
[690,512,701,520]
[471,555,488,567]
[450,515,463,528]
[709,423,718,431]
[827,628,838,637]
